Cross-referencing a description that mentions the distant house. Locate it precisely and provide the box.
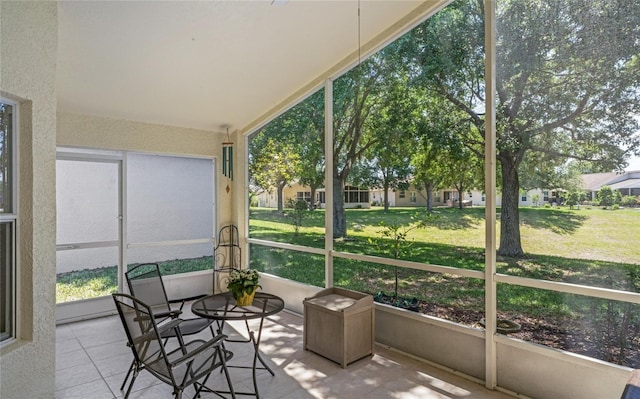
[255,181,310,209]
[256,172,640,210]
[370,184,446,208]
[255,181,371,209]
[581,170,640,199]
[256,181,546,209]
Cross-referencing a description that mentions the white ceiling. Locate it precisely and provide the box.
[57,0,443,134]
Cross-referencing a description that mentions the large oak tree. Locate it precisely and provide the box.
[405,0,640,256]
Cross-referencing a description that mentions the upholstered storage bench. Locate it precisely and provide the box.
[303,287,374,368]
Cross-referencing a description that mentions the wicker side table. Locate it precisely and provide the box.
[303,287,375,368]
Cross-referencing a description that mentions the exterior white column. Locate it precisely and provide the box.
[484,0,498,390]
[324,79,334,288]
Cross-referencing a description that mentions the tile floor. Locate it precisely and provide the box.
[55,306,512,399]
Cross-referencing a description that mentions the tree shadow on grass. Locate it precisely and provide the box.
[497,253,640,291]
[428,207,486,230]
[349,207,486,231]
[519,208,589,235]
[251,206,591,237]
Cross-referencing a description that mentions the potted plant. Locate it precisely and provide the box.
[227,269,261,306]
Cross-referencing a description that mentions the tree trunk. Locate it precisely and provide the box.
[383,180,390,212]
[310,186,317,210]
[498,160,524,257]
[457,187,464,209]
[333,177,347,238]
[426,182,434,212]
[277,183,285,212]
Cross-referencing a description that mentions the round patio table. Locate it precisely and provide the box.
[191,292,285,398]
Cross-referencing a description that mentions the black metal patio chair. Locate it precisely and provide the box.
[112,293,235,399]
[120,263,215,394]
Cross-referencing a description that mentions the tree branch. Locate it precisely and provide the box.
[528,92,592,135]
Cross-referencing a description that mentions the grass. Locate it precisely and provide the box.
[249,205,640,318]
[56,257,212,303]
[250,205,640,264]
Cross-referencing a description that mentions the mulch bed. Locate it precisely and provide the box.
[374,293,640,366]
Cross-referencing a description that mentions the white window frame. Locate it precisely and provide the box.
[1,98,18,344]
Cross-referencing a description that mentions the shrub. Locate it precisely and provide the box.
[285,198,308,235]
[531,193,540,207]
[613,204,620,210]
[597,185,614,208]
[566,191,580,210]
[621,195,638,207]
[615,190,623,205]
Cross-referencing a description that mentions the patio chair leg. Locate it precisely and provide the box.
[221,350,236,399]
[120,359,135,391]
[195,348,236,399]
[124,369,138,399]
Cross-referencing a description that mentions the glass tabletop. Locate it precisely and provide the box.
[191,291,284,321]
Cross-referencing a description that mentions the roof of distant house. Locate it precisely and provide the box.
[581,170,640,191]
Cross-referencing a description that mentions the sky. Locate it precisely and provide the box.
[627,155,640,171]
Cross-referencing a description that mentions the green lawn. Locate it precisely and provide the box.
[56,257,212,303]
[249,205,640,316]
[250,205,639,264]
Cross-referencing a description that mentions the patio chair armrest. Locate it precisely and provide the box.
[154,309,182,319]
[168,294,207,304]
[168,293,208,310]
[170,334,228,368]
[155,319,184,337]
[132,319,183,345]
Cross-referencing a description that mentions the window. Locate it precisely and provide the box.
[1,100,16,343]
[343,186,368,204]
[410,192,417,203]
[543,190,549,202]
[521,195,527,202]
[296,191,311,202]
[126,153,214,274]
[399,190,406,199]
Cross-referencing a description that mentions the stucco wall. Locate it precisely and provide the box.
[0,2,58,398]
[57,112,221,157]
